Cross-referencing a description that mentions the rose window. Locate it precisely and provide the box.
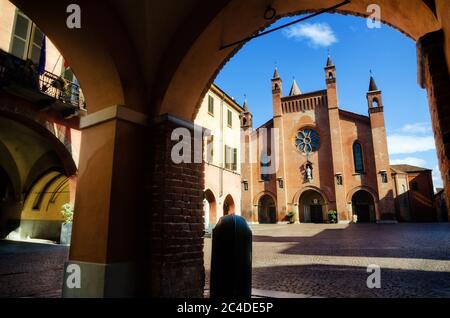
[295,129,320,154]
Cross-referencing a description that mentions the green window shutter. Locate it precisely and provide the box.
[208,96,214,115]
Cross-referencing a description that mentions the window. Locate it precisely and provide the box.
[227,109,233,127]
[336,174,343,186]
[411,182,419,191]
[206,135,214,163]
[373,98,380,108]
[208,95,214,115]
[224,145,237,171]
[10,10,44,64]
[261,154,271,182]
[353,142,364,173]
[277,178,284,189]
[295,128,320,154]
[381,171,388,184]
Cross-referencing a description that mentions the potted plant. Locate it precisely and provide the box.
[287,211,296,224]
[60,203,74,245]
[328,210,338,224]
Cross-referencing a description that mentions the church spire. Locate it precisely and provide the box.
[273,67,280,79]
[289,79,301,96]
[326,54,334,67]
[243,96,249,112]
[368,75,379,92]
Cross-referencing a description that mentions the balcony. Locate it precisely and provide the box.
[0,50,86,118]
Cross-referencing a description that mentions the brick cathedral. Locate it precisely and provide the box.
[240,56,436,224]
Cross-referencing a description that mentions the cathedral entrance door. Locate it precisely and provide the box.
[258,195,277,224]
[355,205,371,223]
[352,190,376,223]
[310,205,324,223]
[299,190,326,223]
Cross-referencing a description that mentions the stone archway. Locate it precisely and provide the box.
[352,190,376,223]
[223,194,235,215]
[258,194,277,224]
[299,190,327,224]
[9,0,450,298]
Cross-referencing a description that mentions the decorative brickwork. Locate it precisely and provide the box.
[149,115,205,298]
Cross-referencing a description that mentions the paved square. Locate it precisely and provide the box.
[205,223,450,298]
[1,223,450,298]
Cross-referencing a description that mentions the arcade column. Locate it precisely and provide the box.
[62,107,205,298]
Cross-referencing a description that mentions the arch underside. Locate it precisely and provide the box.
[8,0,441,122]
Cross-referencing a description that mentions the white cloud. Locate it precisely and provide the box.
[390,157,427,167]
[387,135,435,154]
[394,123,432,135]
[283,23,338,48]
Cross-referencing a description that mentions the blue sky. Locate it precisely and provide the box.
[214,13,443,189]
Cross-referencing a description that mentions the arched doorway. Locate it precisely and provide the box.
[223,194,235,215]
[299,190,326,223]
[258,195,276,224]
[203,189,217,228]
[352,190,376,223]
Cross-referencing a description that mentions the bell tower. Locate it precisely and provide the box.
[325,55,348,222]
[367,75,396,222]
[240,98,253,130]
[272,67,283,117]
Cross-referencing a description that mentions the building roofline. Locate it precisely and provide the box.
[256,118,274,130]
[281,89,327,102]
[210,83,244,113]
[390,164,432,173]
[338,109,370,123]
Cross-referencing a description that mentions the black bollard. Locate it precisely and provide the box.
[210,215,252,298]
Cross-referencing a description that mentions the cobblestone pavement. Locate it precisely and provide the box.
[0,240,68,298]
[1,223,450,298]
[205,223,450,298]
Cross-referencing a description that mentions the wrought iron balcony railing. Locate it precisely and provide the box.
[0,50,86,114]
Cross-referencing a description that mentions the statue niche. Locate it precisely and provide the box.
[301,162,314,183]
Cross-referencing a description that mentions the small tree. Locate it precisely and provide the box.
[328,210,338,224]
[287,211,296,224]
[61,203,74,225]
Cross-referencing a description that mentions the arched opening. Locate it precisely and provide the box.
[352,190,376,223]
[203,189,217,228]
[258,194,276,224]
[299,190,326,224]
[223,194,235,215]
[0,115,76,241]
[7,0,450,299]
[372,98,380,108]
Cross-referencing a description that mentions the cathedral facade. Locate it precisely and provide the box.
[240,57,398,224]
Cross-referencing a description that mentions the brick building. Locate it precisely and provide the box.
[241,56,435,224]
[391,165,436,222]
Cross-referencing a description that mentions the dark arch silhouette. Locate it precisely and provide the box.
[204,189,217,226]
[258,194,276,224]
[223,194,235,215]
[352,190,376,223]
